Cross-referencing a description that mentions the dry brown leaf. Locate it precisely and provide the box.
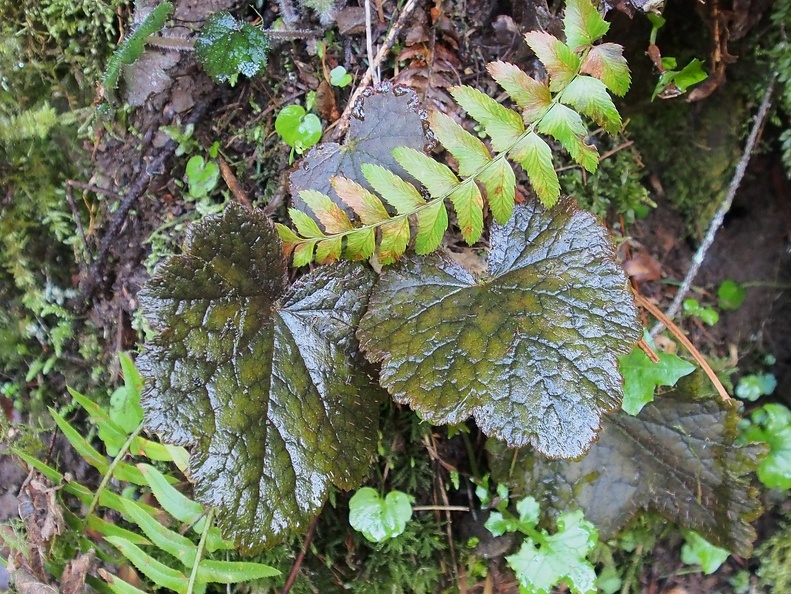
[59,551,94,594]
[623,252,663,283]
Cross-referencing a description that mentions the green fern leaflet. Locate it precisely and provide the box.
[276,0,630,267]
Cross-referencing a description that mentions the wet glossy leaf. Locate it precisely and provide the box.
[289,85,428,216]
[348,487,414,542]
[195,12,269,85]
[358,198,640,459]
[491,375,766,555]
[138,203,380,551]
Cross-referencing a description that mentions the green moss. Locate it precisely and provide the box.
[559,134,653,226]
[627,95,744,236]
[757,516,791,591]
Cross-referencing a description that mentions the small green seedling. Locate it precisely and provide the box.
[718,279,746,311]
[652,58,707,100]
[330,65,352,88]
[680,530,730,575]
[485,494,598,594]
[275,104,322,159]
[185,154,220,199]
[162,123,198,157]
[349,487,413,543]
[740,403,791,490]
[735,373,777,401]
[683,299,719,326]
[647,14,707,100]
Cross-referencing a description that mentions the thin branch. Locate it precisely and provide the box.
[280,514,319,594]
[637,337,659,363]
[330,0,420,140]
[635,293,731,403]
[651,77,775,335]
[218,156,252,208]
[76,94,217,309]
[365,0,378,85]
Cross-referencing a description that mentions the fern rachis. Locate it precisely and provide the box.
[277,0,630,267]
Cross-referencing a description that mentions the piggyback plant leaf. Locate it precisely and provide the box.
[507,508,598,594]
[357,199,640,459]
[194,12,269,85]
[489,374,766,556]
[280,0,630,266]
[741,403,791,490]
[348,487,414,543]
[138,203,381,552]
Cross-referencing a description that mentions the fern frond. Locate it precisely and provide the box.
[102,2,173,94]
[279,0,631,267]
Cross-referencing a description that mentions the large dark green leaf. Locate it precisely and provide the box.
[489,374,765,556]
[138,203,380,552]
[357,198,640,459]
[289,84,428,216]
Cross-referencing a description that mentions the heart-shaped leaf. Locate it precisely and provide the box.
[138,203,380,552]
[348,487,413,543]
[357,198,640,459]
[489,374,766,556]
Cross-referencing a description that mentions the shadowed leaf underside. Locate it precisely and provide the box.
[489,375,765,556]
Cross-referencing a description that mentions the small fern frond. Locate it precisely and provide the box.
[279,0,630,267]
[102,2,173,94]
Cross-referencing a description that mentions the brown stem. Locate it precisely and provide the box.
[637,338,660,363]
[280,514,319,594]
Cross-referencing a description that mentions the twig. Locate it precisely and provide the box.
[330,0,420,141]
[218,157,252,208]
[635,293,731,403]
[365,0,378,85]
[650,77,775,335]
[280,514,319,594]
[412,505,470,512]
[637,337,660,363]
[76,94,216,310]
